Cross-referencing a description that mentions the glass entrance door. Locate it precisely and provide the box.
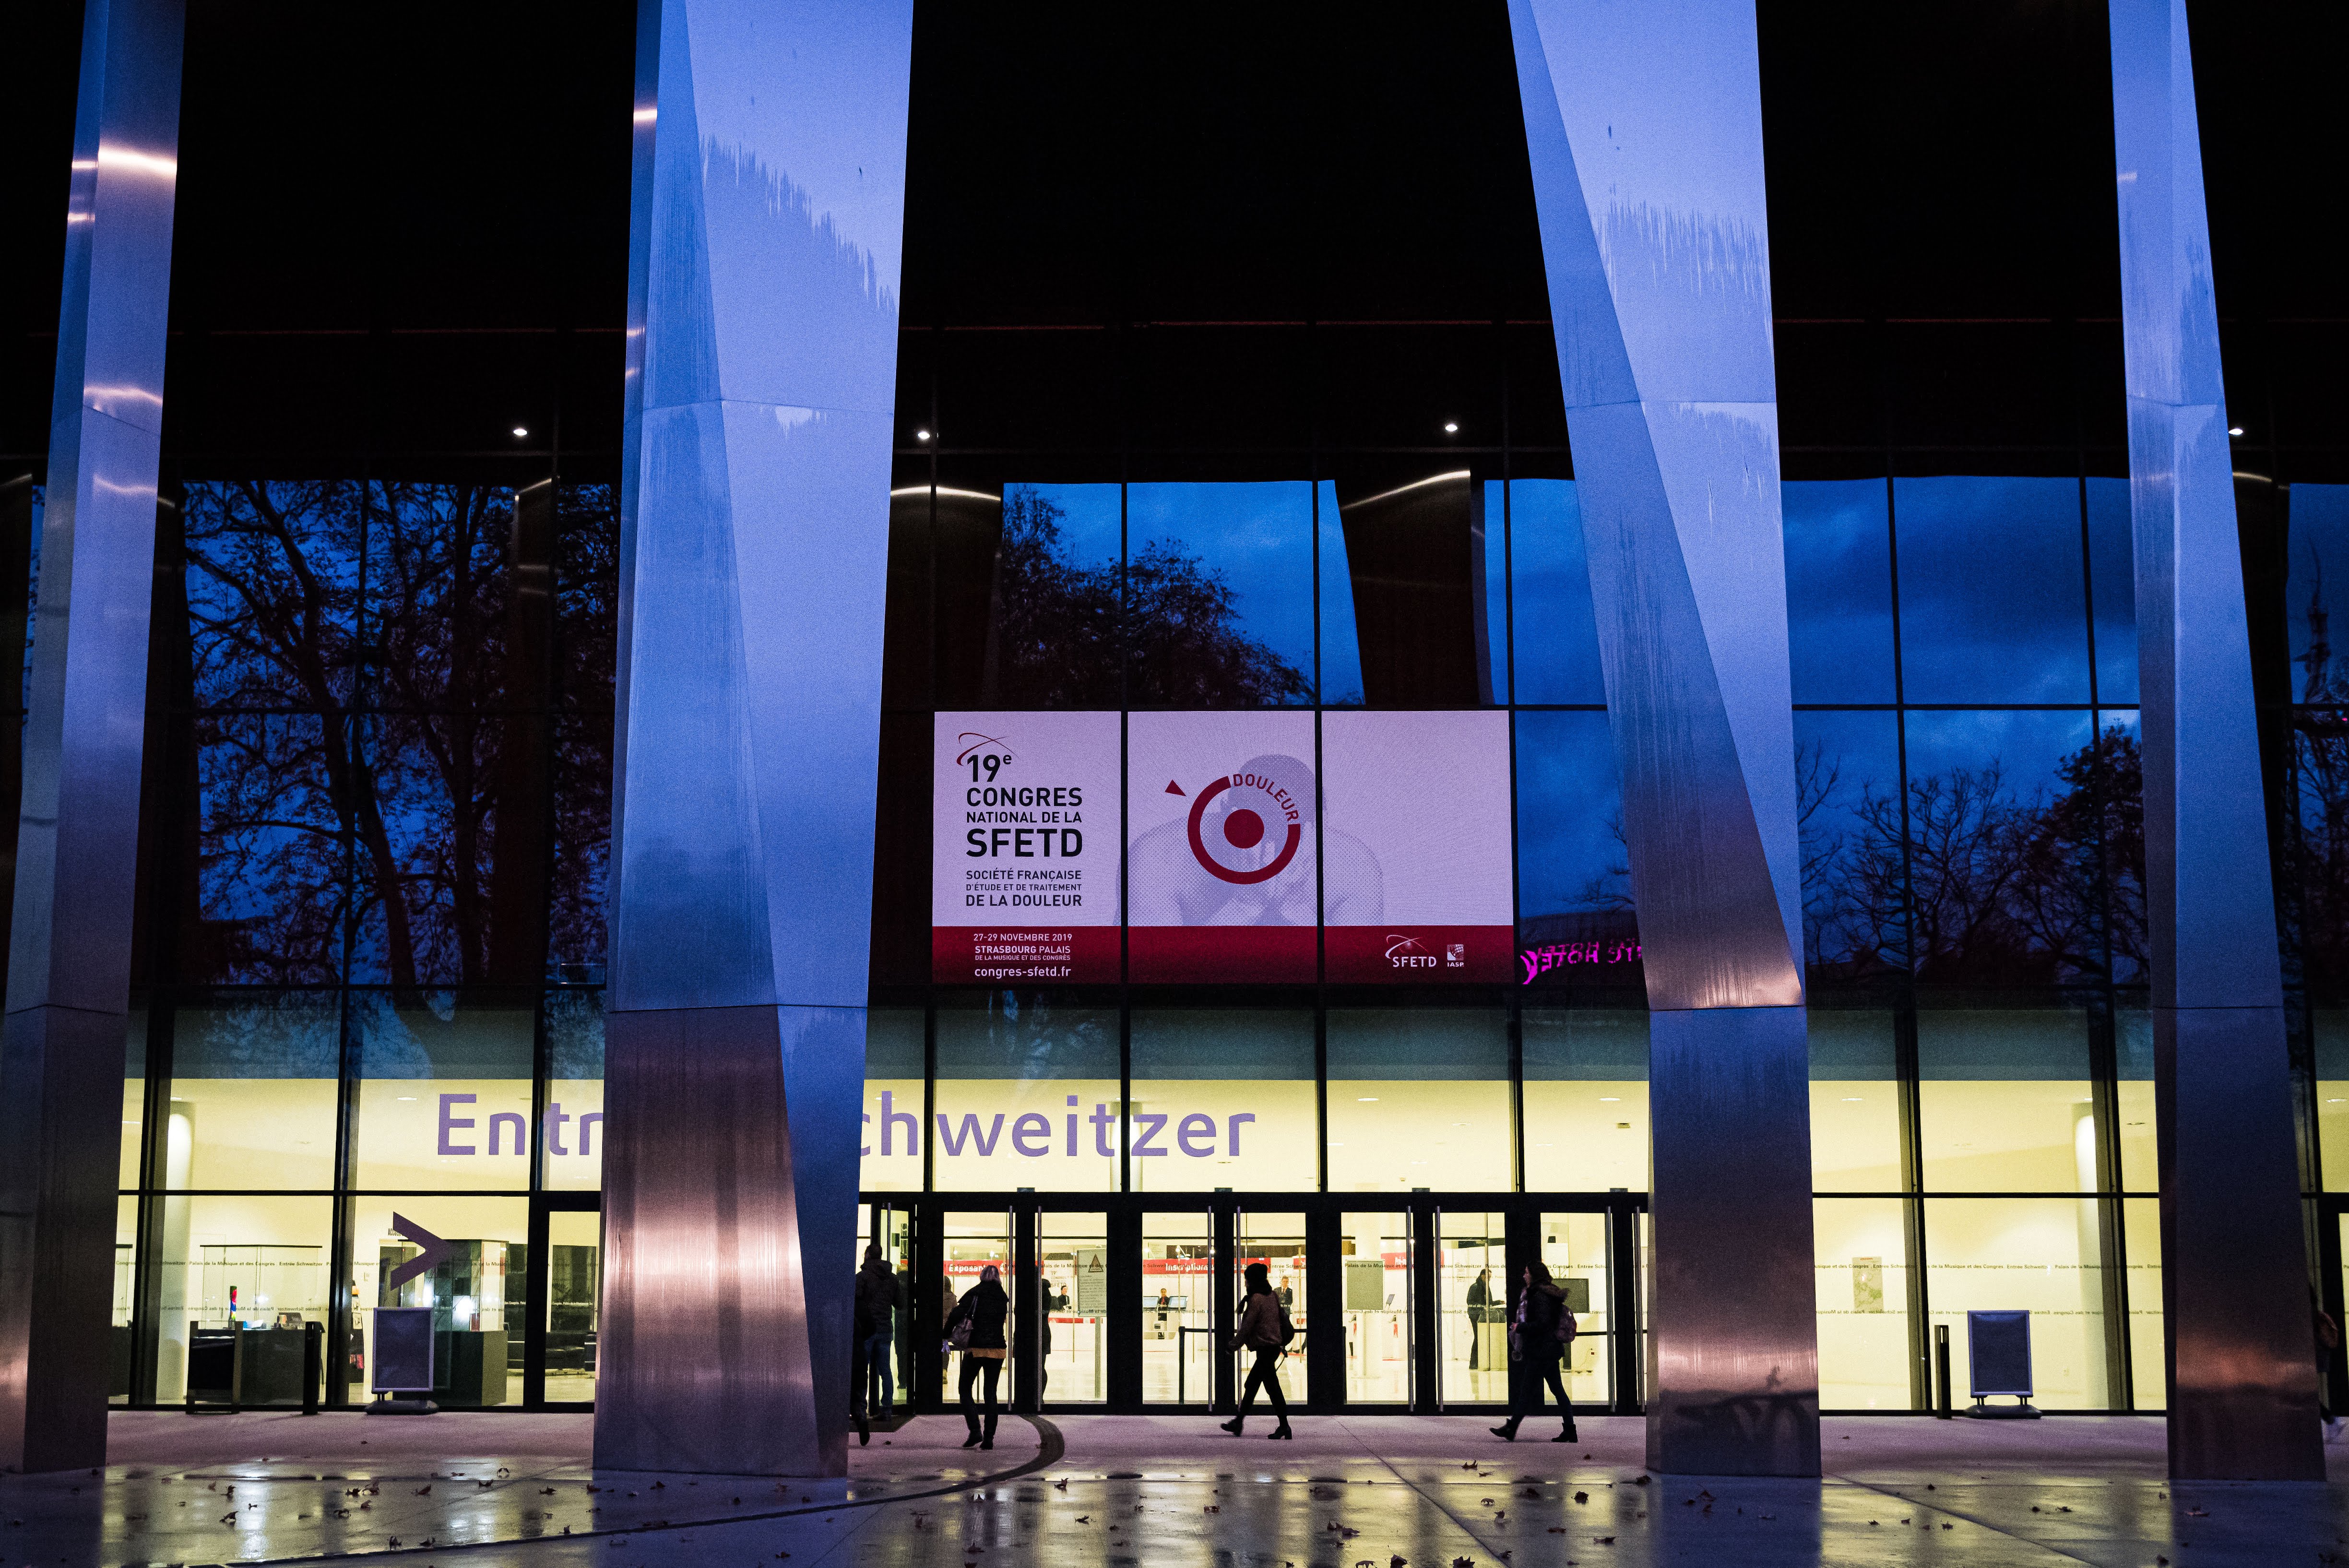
[1343,1210,1412,1404]
[1439,1210,1507,1406]
[1142,1212,1215,1405]
[1040,1211,1108,1405]
[1541,1210,1615,1408]
[940,1210,1013,1402]
[1235,1210,1307,1404]
[861,1201,914,1414]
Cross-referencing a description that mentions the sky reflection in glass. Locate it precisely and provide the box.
[1513,708,1628,919]
[2084,477,2138,705]
[1505,479,1604,705]
[1784,480,1895,704]
[2288,484,2349,701]
[1127,481,1314,697]
[1894,477,2090,703]
[1317,479,1365,706]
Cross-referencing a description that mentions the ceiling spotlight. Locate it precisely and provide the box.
[2228,426,2244,437]
[1443,421,1460,434]
[511,426,529,438]
[915,428,931,441]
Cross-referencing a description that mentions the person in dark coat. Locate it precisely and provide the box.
[1492,1261,1577,1442]
[1467,1267,1494,1370]
[945,1263,1010,1449]
[852,1244,897,1445]
[1219,1261,1294,1439]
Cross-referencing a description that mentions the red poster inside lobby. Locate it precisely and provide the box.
[1318,709,1514,982]
[931,712,1120,983]
[1127,711,1318,982]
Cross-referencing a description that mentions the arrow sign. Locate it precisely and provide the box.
[385,1213,452,1295]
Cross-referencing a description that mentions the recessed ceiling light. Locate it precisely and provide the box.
[2228,426,2244,436]
[1358,1096,1378,1102]
[915,428,931,440]
[511,426,529,438]
[1443,421,1459,434]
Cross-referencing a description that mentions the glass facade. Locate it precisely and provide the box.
[4,2,2343,1416]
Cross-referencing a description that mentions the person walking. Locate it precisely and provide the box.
[852,1244,896,1445]
[945,1263,1010,1449]
[1491,1261,1577,1443]
[1220,1261,1294,1439]
[1467,1266,1494,1370]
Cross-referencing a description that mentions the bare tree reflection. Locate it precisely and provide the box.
[179,479,617,988]
[1805,725,2144,986]
[985,486,1311,707]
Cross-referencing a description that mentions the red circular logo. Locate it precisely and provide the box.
[1186,776,1302,884]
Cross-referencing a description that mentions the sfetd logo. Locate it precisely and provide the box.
[863,1090,1255,1160]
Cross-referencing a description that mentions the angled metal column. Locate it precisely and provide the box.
[595,0,912,1475]
[1508,0,1817,1476]
[2108,0,2321,1481]
[0,0,184,1474]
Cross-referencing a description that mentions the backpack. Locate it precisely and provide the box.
[1277,1304,1298,1347]
[1557,1306,1578,1346]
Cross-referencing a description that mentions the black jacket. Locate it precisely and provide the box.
[1517,1282,1566,1360]
[947,1279,1009,1351]
[854,1259,897,1339]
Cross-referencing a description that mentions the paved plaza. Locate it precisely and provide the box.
[0,1412,2341,1566]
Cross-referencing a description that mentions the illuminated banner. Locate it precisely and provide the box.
[1321,710,1515,982]
[931,712,1121,983]
[1127,711,1319,982]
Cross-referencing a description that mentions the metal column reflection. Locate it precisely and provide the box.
[1507,0,1817,1476]
[0,0,184,1474]
[594,0,911,1477]
[2108,0,2321,1481]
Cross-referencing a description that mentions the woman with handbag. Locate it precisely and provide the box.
[1219,1261,1295,1439]
[1491,1261,1576,1443]
[943,1264,1010,1449]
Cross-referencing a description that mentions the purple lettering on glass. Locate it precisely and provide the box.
[1226,1112,1255,1155]
[1091,1102,1117,1156]
[546,1102,571,1156]
[936,1112,1006,1156]
[1132,1112,1169,1156]
[438,1093,477,1155]
[1176,1113,1217,1157]
[489,1112,526,1156]
[577,1112,602,1158]
[880,1090,919,1156]
[1010,1112,1052,1157]
[1518,939,1643,984]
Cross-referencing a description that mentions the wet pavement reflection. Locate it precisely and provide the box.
[1,1412,2344,1566]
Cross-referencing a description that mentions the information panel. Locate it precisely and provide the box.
[931,712,1120,983]
[1127,711,1319,983]
[1320,709,1514,982]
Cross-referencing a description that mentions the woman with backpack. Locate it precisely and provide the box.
[1220,1261,1295,1439]
[1492,1260,1577,1442]
[943,1264,1009,1450]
